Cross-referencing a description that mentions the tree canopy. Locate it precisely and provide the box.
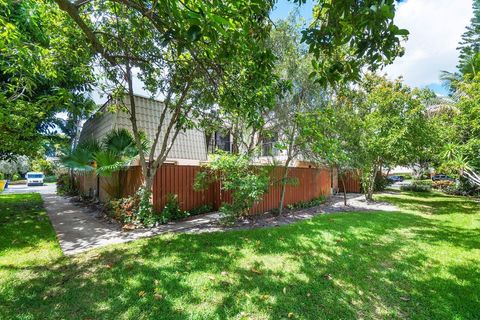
[0,0,95,159]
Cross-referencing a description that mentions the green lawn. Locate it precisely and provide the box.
[1,192,479,319]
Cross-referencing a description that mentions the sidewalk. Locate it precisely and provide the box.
[41,193,221,255]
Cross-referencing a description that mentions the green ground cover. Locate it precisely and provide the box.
[1,191,479,319]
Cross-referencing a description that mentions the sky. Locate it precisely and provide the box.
[90,0,473,105]
[271,0,473,96]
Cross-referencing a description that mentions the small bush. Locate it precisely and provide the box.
[108,188,158,227]
[443,178,479,196]
[44,175,57,183]
[395,173,413,180]
[56,173,78,196]
[188,204,213,216]
[400,182,431,192]
[431,180,454,190]
[160,193,188,223]
[374,176,390,191]
[194,152,271,224]
[108,193,140,224]
[287,195,326,210]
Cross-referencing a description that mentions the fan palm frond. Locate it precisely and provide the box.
[103,129,137,157]
[60,147,95,173]
[78,139,101,154]
[94,150,129,177]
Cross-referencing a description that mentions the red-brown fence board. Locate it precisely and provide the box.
[77,164,333,215]
[338,171,361,193]
[153,165,332,214]
[153,164,215,212]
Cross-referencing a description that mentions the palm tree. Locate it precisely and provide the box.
[61,129,148,198]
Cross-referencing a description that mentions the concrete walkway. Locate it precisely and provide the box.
[5,183,398,256]
[41,193,221,255]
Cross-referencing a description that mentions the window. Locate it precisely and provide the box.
[215,131,231,152]
[27,174,43,179]
[261,133,278,156]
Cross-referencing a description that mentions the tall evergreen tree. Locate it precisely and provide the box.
[457,0,480,75]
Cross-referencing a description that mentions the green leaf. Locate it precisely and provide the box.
[187,25,202,42]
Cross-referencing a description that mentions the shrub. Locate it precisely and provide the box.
[188,204,213,216]
[108,193,140,224]
[395,172,413,180]
[374,175,390,191]
[108,191,192,227]
[443,179,479,196]
[195,152,271,224]
[431,180,454,190]
[44,175,57,183]
[108,187,158,227]
[160,193,188,223]
[56,173,78,196]
[400,181,431,192]
[286,195,326,210]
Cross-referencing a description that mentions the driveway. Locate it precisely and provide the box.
[2,183,56,195]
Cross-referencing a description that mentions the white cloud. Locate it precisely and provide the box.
[384,0,473,88]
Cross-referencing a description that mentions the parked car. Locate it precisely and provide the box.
[431,174,454,182]
[26,172,44,186]
[387,175,404,183]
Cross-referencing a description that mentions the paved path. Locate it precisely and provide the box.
[41,193,221,255]
[3,183,220,255]
[3,183,398,256]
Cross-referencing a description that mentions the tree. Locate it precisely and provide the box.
[54,0,277,213]
[298,0,408,85]
[61,128,147,198]
[267,17,329,214]
[305,75,434,201]
[356,75,435,200]
[0,0,95,159]
[457,0,480,75]
[299,87,363,205]
[437,1,480,189]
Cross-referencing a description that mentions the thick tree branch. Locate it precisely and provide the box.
[54,0,117,66]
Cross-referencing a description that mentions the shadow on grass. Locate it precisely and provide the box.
[1,193,480,319]
[379,191,479,215]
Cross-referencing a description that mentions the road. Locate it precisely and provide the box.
[1,183,56,195]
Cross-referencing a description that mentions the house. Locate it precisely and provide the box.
[79,94,207,166]
[77,95,342,204]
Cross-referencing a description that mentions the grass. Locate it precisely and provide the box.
[1,191,479,319]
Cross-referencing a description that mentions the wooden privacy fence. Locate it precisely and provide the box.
[77,164,332,215]
[153,164,332,214]
[76,166,144,202]
[338,171,362,193]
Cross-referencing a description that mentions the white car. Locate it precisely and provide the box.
[26,172,44,186]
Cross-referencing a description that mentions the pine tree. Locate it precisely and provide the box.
[457,0,480,74]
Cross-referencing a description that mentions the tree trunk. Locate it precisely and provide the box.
[340,174,347,206]
[366,164,378,202]
[278,159,291,215]
[96,175,100,198]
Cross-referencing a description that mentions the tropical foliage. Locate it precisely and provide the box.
[0,0,95,159]
[194,152,271,223]
[60,129,147,198]
[436,0,480,191]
